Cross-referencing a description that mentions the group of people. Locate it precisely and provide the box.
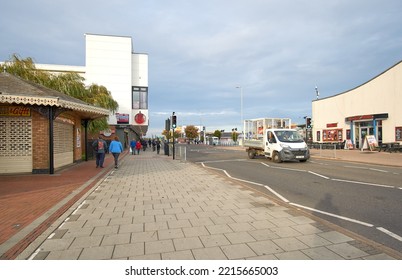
[92,135,123,169]
[130,138,162,155]
[92,136,163,169]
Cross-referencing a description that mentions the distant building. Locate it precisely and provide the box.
[312,60,402,148]
[36,34,149,147]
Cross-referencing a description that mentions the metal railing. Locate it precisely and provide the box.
[308,143,342,158]
[166,144,187,162]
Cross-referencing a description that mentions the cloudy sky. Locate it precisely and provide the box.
[1,0,401,136]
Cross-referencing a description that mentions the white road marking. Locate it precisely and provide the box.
[198,159,247,164]
[202,162,265,187]
[369,168,389,173]
[344,165,389,173]
[261,161,400,190]
[310,160,329,166]
[270,166,307,172]
[263,185,289,203]
[308,171,330,180]
[261,162,270,168]
[377,227,402,242]
[28,248,42,260]
[201,160,402,243]
[331,178,396,189]
[290,203,374,227]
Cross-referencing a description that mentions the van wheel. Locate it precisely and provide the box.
[272,151,282,163]
[248,149,256,159]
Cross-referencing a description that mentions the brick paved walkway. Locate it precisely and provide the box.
[1,147,401,260]
[15,152,402,260]
[0,152,124,258]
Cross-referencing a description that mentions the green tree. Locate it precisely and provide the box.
[162,129,180,140]
[185,125,199,140]
[2,54,118,133]
[232,131,239,142]
[213,130,222,139]
[162,129,171,140]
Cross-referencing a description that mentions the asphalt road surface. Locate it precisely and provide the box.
[182,144,402,253]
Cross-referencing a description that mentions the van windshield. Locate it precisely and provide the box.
[274,130,304,143]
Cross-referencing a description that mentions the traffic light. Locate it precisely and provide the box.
[171,115,177,128]
[306,117,312,128]
[165,118,170,131]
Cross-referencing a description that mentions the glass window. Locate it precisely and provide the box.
[132,87,148,109]
[274,130,304,143]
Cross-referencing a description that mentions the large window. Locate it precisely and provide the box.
[132,87,148,109]
[322,129,343,142]
[396,127,402,141]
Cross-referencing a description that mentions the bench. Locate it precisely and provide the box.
[379,142,400,153]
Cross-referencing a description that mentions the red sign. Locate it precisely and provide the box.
[346,115,373,121]
[134,112,146,124]
[326,123,338,128]
[0,106,31,117]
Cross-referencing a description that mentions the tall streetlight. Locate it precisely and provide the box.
[236,86,243,133]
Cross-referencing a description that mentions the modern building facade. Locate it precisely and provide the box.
[85,34,149,139]
[0,34,148,174]
[312,60,402,149]
[37,34,149,147]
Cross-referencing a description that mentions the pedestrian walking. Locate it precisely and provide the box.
[92,135,108,168]
[156,139,161,154]
[130,138,137,155]
[135,140,142,155]
[109,136,123,168]
[142,139,147,151]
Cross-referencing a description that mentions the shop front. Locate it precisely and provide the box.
[0,72,109,174]
[312,60,402,150]
[345,114,387,149]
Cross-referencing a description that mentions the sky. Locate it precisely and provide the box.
[1,0,402,136]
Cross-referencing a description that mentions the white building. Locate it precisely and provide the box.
[312,60,402,149]
[37,34,149,143]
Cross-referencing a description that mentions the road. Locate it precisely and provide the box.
[181,144,402,253]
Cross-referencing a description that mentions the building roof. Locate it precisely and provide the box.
[0,72,109,119]
[312,59,402,103]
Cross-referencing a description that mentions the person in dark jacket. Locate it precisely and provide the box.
[92,135,108,168]
[156,139,161,154]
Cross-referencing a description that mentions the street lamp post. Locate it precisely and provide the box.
[236,86,243,133]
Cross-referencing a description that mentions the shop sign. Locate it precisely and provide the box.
[326,123,338,128]
[116,113,129,124]
[346,113,388,122]
[361,135,378,151]
[134,111,146,125]
[101,129,115,137]
[0,106,31,117]
[346,115,373,121]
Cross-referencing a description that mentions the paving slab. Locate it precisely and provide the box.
[1,149,400,260]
